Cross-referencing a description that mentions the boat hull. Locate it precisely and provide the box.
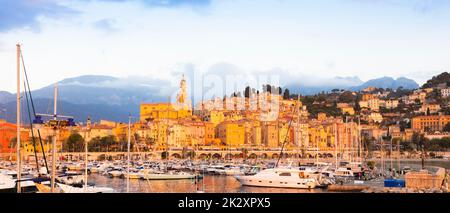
[123,173,142,179]
[235,176,317,189]
[140,174,196,180]
[57,183,114,193]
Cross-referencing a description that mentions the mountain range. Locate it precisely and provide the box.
[0,74,419,123]
[285,76,418,95]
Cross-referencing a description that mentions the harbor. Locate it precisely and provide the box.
[1,156,448,193]
[1,30,449,195]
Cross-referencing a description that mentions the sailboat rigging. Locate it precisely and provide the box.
[19,45,50,175]
[275,94,300,167]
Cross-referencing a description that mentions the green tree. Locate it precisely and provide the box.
[400,141,415,151]
[362,136,376,158]
[9,137,17,149]
[88,135,117,152]
[338,91,356,103]
[422,72,450,88]
[244,86,251,98]
[241,148,248,160]
[411,132,426,151]
[283,88,290,100]
[161,151,168,160]
[64,132,85,152]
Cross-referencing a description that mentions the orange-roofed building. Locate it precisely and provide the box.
[0,120,29,153]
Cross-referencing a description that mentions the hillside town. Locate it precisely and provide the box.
[1,72,450,161]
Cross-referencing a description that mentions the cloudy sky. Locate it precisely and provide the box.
[1,0,450,92]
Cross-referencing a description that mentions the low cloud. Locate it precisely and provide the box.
[0,0,211,32]
[92,18,118,32]
[0,0,77,32]
[95,0,211,8]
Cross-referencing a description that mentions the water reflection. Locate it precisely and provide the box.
[87,160,449,193]
[88,174,326,193]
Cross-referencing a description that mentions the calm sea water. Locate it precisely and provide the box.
[87,160,449,193]
[374,159,450,171]
[88,174,327,193]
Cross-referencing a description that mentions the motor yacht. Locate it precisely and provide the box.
[140,170,196,180]
[333,167,355,183]
[235,168,319,189]
[56,183,114,193]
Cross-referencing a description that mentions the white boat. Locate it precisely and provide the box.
[0,170,41,193]
[123,171,142,179]
[66,163,84,171]
[339,161,363,174]
[57,183,114,193]
[206,165,225,175]
[140,171,196,180]
[333,167,355,180]
[91,163,111,174]
[0,173,16,193]
[39,167,49,175]
[234,168,318,189]
[223,166,244,176]
[108,170,124,178]
[57,175,84,185]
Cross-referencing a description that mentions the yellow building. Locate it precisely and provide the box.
[202,122,216,146]
[337,103,355,115]
[216,121,245,147]
[140,103,191,121]
[244,120,262,146]
[317,112,327,121]
[412,115,450,132]
[278,121,292,147]
[84,124,114,142]
[308,124,335,150]
[140,76,192,121]
[203,110,225,126]
[262,121,279,148]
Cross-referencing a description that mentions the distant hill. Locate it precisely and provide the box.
[0,74,421,122]
[30,75,170,106]
[0,91,14,104]
[286,76,364,95]
[0,75,176,123]
[0,98,137,123]
[422,72,450,88]
[287,76,419,95]
[349,77,419,91]
[58,75,118,85]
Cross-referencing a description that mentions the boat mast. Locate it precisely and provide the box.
[345,116,348,162]
[296,95,300,162]
[380,136,384,176]
[358,116,362,162]
[390,135,393,172]
[16,43,21,193]
[127,114,131,193]
[397,135,400,173]
[275,95,299,167]
[51,83,58,193]
[315,128,318,168]
[84,120,88,191]
[349,117,352,163]
[167,97,170,161]
[334,122,338,170]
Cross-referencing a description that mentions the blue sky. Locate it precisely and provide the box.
[1,0,450,92]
